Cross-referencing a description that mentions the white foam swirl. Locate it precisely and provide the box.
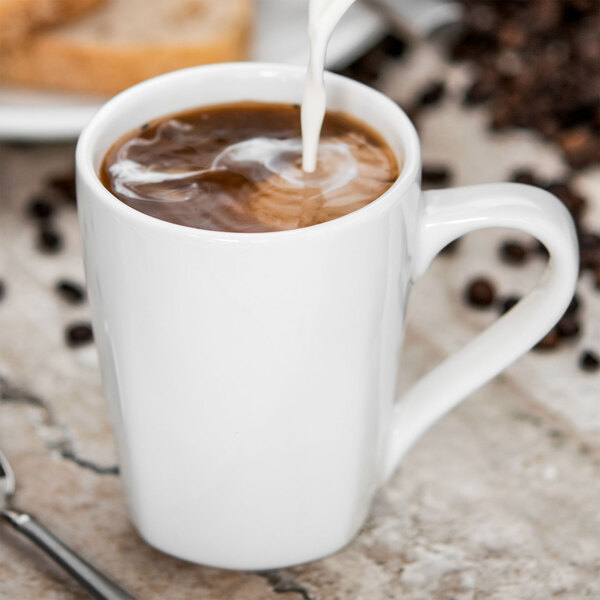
[109,134,358,203]
[213,137,357,192]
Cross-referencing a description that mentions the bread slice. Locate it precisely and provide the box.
[0,0,253,95]
[0,0,105,48]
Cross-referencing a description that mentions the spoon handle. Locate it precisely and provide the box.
[1,509,137,600]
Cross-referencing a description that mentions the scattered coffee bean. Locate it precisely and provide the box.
[489,104,513,132]
[440,239,460,255]
[566,293,580,315]
[559,127,598,169]
[466,277,495,308]
[37,227,63,253]
[535,329,560,351]
[26,196,55,220]
[339,33,408,82]
[506,168,600,296]
[403,105,421,128]
[422,165,451,186]
[499,240,527,265]
[65,322,93,347]
[534,241,550,259]
[556,314,580,339]
[47,172,76,204]
[499,295,520,315]
[463,76,495,106]
[469,4,496,32]
[545,182,585,222]
[416,80,446,107]
[0,280,5,302]
[498,22,526,49]
[510,168,537,186]
[56,279,86,304]
[338,44,387,84]
[579,350,600,372]
[579,232,600,270]
[450,1,600,169]
[381,34,408,58]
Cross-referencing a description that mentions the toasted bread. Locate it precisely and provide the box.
[0,0,253,94]
[0,0,104,48]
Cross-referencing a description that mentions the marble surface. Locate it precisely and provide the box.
[1,42,599,599]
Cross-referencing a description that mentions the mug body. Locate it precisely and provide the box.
[76,63,421,570]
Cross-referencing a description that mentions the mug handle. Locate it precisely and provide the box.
[383,183,579,480]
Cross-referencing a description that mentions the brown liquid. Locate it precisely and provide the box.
[101,102,399,233]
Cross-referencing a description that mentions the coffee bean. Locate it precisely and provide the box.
[422,165,451,186]
[538,117,561,138]
[26,196,55,220]
[416,81,446,107]
[499,240,528,265]
[47,172,76,204]
[566,293,580,315]
[449,1,600,170]
[341,45,387,84]
[463,75,496,106]
[579,232,600,270]
[381,34,407,58]
[496,49,523,77]
[510,168,537,186]
[579,350,600,372]
[450,31,497,62]
[535,329,560,351]
[402,105,421,127]
[545,182,586,221]
[0,280,5,302]
[466,277,495,308]
[579,232,600,251]
[497,23,526,49]
[37,228,63,253]
[499,295,520,315]
[56,280,86,304]
[556,314,581,339]
[440,239,460,255]
[65,322,93,347]
[469,4,496,32]
[532,240,550,259]
[489,104,513,131]
[533,241,550,259]
[559,127,598,168]
[531,1,562,29]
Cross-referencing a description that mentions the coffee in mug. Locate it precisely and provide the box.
[100,102,399,232]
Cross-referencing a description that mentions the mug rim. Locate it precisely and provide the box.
[76,62,421,240]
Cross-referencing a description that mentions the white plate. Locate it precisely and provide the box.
[0,0,384,141]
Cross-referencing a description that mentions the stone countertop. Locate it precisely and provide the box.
[1,42,599,599]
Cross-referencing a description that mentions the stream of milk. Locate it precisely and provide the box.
[109,0,361,201]
[301,0,358,172]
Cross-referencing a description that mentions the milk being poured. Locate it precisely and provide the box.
[301,0,358,172]
[108,0,364,216]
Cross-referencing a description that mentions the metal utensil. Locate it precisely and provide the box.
[0,448,137,600]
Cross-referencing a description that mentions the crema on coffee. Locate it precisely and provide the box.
[101,102,399,232]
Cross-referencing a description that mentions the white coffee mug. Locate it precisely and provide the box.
[76,63,578,570]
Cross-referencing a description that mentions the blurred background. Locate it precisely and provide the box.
[1,1,599,598]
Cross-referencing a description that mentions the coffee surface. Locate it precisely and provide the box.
[101,102,399,232]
